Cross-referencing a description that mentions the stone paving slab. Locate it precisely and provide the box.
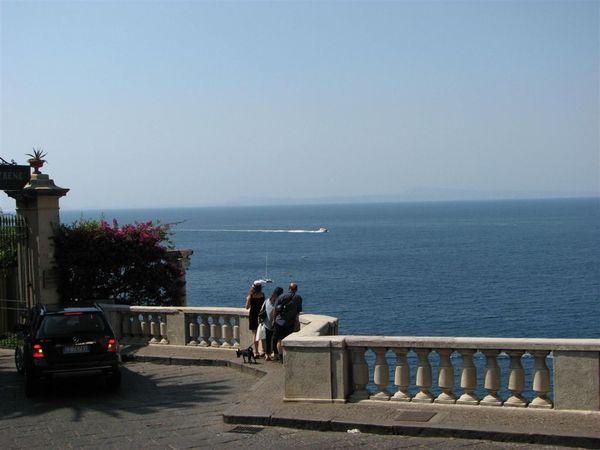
[121,344,600,448]
[0,347,596,449]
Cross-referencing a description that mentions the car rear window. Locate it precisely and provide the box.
[37,312,110,337]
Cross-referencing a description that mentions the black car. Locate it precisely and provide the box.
[14,304,121,397]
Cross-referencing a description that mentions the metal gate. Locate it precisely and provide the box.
[0,213,31,344]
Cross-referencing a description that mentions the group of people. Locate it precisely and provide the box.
[245,281,303,362]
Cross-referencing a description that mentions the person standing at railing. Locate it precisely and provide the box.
[245,281,265,357]
[260,286,283,361]
[272,282,303,362]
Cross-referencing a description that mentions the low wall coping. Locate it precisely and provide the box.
[99,304,249,316]
[283,334,600,352]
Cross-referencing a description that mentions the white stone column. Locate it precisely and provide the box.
[188,314,199,345]
[210,315,221,347]
[480,350,503,406]
[530,351,553,409]
[232,316,240,348]
[413,349,434,403]
[435,349,456,404]
[457,349,479,405]
[391,348,411,402]
[505,350,528,407]
[149,315,160,344]
[349,347,370,402]
[221,315,232,348]
[370,347,391,400]
[198,315,209,347]
[159,316,169,344]
[139,313,149,344]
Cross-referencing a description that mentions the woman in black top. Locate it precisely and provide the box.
[245,282,265,356]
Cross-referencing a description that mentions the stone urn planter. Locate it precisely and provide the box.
[26,148,47,175]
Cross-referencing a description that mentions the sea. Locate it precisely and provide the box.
[62,197,600,340]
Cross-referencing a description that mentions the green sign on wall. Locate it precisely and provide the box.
[0,165,30,191]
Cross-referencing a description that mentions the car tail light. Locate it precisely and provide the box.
[64,312,82,316]
[33,344,45,359]
[107,338,117,353]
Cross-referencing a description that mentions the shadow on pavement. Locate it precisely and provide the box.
[0,351,238,422]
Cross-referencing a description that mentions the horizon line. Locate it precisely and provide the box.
[51,194,600,213]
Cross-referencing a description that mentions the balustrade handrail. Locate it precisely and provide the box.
[100,304,249,316]
[342,336,600,352]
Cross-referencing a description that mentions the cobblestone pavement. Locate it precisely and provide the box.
[0,351,573,449]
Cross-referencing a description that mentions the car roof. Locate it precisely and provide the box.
[39,304,103,315]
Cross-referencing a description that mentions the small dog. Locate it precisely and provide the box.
[236,346,257,364]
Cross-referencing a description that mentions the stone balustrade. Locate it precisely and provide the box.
[99,304,600,412]
[283,334,600,411]
[100,304,253,349]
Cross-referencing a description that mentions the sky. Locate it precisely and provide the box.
[1,0,598,211]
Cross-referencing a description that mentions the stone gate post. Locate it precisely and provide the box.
[7,171,68,306]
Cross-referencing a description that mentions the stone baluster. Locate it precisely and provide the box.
[159,316,169,344]
[435,349,456,404]
[530,351,553,408]
[139,313,150,344]
[149,314,160,344]
[480,350,503,406]
[231,316,240,348]
[221,315,232,348]
[121,314,131,344]
[413,349,434,403]
[504,350,528,407]
[210,315,222,347]
[457,349,479,404]
[391,348,411,401]
[349,347,370,402]
[188,313,199,345]
[130,314,141,343]
[370,347,391,400]
[198,315,209,347]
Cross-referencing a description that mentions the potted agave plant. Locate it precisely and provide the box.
[26,148,47,174]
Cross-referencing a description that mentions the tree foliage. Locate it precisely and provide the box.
[53,219,180,305]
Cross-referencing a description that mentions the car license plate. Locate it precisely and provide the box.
[63,345,91,354]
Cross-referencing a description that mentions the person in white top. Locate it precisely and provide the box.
[261,286,283,361]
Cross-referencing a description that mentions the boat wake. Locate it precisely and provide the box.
[176,228,328,234]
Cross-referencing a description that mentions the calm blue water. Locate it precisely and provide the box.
[62,198,600,339]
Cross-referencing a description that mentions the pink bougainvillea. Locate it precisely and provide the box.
[53,219,180,305]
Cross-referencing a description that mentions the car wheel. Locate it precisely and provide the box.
[106,370,121,392]
[15,347,25,375]
[24,370,39,398]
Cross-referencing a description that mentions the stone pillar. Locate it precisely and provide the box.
[457,349,480,405]
[349,347,370,402]
[480,350,503,406]
[554,350,600,411]
[505,350,528,407]
[7,172,68,306]
[530,350,552,409]
[413,349,434,403]
[435,349,457,404]
[391,348,411,402]
[370,347,391,400]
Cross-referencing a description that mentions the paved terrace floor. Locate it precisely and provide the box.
[0,346,598,450]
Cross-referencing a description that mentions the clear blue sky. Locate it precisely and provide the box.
[1,0,598,210]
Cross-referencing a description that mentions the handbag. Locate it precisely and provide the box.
[256,322,267,341]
